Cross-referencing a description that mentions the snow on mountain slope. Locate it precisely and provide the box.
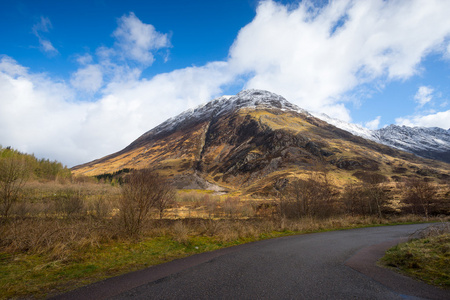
[137,89,450,163]
[141,89,308,138]
[309,112,378,142]
[310,112,450,163]
[376,125,450,151]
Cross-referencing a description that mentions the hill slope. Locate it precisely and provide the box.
[72,90,449,195]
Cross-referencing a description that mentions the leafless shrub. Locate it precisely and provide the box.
[52,189,86,218]
[0,217,117,261]
[88,194,113,219]
[201,218,224,236]
[279,171,339,219]
[171,221,189,244]
[223,196,240,219]
[202,194,219,218]
[342,181,389,218]
[119,169,174,237]
[402,178,438,218]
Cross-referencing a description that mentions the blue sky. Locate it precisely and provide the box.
[1,0,450,167]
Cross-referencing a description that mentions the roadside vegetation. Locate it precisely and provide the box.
[0,146,449,298]
[381,223,450,288]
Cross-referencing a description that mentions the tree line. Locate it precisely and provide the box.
[277,170,448,220]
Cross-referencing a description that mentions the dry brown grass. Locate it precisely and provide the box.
[0,218,118,262]
[1,178,448,266]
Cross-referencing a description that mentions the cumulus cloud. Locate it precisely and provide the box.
[1,12,213,166]
[0,54,232,166]
[364,116,381,130]
[229,0,450,121]
[2,1,450,167]
[113,12,171,65]
[32,16,58,55]
[70,65,103,93]
[396,110,450,129]
[69,13,173,93]
[414,86,434,107]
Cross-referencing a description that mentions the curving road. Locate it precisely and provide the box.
[56,223,449,300]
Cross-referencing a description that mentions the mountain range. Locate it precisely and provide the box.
[72,90,450,195]
[314,112,450,164]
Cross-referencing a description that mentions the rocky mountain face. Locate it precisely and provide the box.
[72,90,450,195]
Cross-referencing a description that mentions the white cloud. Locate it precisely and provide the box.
[39,39,58,54]
[3,1,450,167]
[396,110,450,129]
[229,0,450,121]
[32,16,58,55]
[70,65,103,93]
[0,56,79,162]
[69,13,173,93]
[414,86,434,107]
[76,53,93,65]
[0,54,232,167]
[365,116,381,130]
[113,12,171,65]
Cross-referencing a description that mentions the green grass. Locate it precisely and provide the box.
[0,236,231,299]
[1,232,285,299]
[381,233,450,288]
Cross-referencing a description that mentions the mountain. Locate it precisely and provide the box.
[313,113,450,163]
[72,90,449,195]
[375,125,450,163]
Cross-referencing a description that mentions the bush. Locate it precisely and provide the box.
[119,169,174,237]
[342,181,389,218]
[279,171,339,219]
[0,150,31,219]
[52,189,85,218]
[401,178,438,218]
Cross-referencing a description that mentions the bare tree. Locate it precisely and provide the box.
[361,181,388,218]
[119,169,174,236]
[0,154,30,220]
[342,183,363,217]
[342,178,389,218]
[402,178,437,219]
[154,180,175,220]
[280,171,337,219]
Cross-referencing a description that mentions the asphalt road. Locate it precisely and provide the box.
[56,223,449,300]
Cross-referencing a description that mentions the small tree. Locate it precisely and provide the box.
[402,178,437,218]
[0,153,30,220]
[342,178,389,218]
[342,183,363,217]
[361,181,389,218]
[120,169,173,236]
[154,179,175,220]
[280,171,338,219]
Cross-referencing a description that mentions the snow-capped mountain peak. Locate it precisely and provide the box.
[144,89,307,138]
[137,89,450,163]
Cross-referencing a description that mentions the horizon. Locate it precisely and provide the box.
[1,0,450,167]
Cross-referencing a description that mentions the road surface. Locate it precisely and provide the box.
[55,223,449,300]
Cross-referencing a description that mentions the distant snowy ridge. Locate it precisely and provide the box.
[310,111,450,163]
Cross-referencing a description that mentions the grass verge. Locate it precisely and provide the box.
[381,223,450,289]
[1,217,444,299]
